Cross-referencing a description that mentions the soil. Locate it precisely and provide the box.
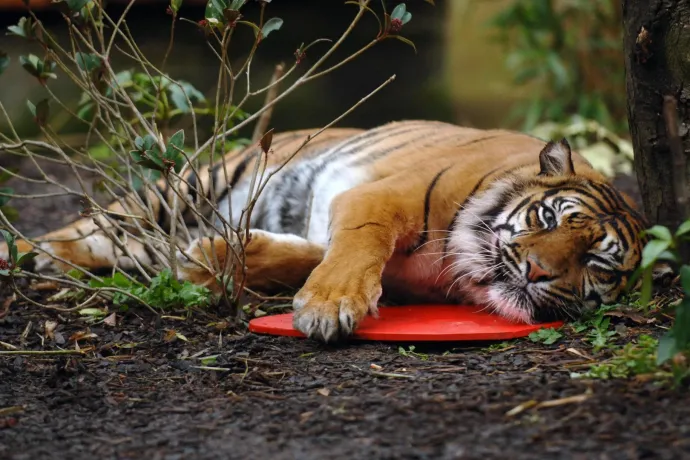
[2,159,690,460]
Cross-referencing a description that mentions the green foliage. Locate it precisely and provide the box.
[7,17,38,40]
[570,305,620,352]
[398,345,429,360]
[0,230,38,278]
[75,52,103,73]
[635,219,690,368]
[130,130,186,175]
[19,54,57,85]
[573,335,660,380]
[26,99,50,127]
[260,17,283,39]
[489,0,625,134]
[89,269,213,311]
[527,327,562,345]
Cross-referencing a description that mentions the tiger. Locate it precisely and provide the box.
[1,120,669,343]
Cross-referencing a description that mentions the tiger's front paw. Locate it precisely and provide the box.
[292,264,382,343]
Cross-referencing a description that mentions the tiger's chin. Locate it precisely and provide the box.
[457,277,571,326]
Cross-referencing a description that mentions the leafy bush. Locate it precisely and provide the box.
[488,0,626,135]
[0,0,429,316]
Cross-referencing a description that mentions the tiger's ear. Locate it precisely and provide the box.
[538,139,575,177]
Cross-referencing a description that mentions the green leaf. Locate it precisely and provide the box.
[7,17,33,39]
[168,80,205,114]
[130,151,165,172]
[392,35,417,53]
[528,327,563,345]
[645,225,673,242]
[681,265,690,296]
[19,54,41,78]
[75,52,102,73]
[77,102,94,120]
[0,269,10,277]
[205,0,228,22]
[639,266,653,306]
[15,251,37,267]
[0,51,9,77]
[79,307,107,318]
[65,0,91,11]
[546,52,569,89]
[672,298,690,350]
[260,17,283,39]
[170,0,183,13]
[641,239,671,269]
[167,129,185,154]
[0,187,13,207]
[33,98,50,127]
[676,220,690,238]
[401,11,412,25]
[0,229,15,256]
[391,3,407,20]
[656,333,678,365]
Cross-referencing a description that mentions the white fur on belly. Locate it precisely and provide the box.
[306,165,371,246]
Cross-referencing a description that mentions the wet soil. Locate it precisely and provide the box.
[2,160,690,459]
[1,288,689,460]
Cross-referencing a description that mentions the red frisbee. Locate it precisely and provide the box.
[248,304,564,342]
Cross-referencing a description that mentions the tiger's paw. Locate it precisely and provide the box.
[292,265,382,343]
[177,236,234,293]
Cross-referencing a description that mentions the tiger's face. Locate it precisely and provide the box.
[448,139,648,323]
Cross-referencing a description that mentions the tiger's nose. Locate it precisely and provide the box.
[526,256,552,283]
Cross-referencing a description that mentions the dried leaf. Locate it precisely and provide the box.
[103,313,117,327]
[259,128,274,154]
[163,329,178,342]
[316,388,330,397]
[32,281,59,291]
[69,330,98,343]
[44,320,58,340]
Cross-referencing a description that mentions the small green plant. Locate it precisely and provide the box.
[0,230,37,278]
[637,222,690,366]
[89,269,212,311]
[398,345,429,360]
[483,341,514,352]
[573,335,661,380]
[0,0,427,323]
[527,327,563,345]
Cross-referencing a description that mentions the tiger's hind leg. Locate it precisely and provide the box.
[178,230,326,294]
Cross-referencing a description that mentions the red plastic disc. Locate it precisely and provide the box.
[248,305,564,342]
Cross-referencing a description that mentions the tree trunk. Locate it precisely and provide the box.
[623,0,690,234]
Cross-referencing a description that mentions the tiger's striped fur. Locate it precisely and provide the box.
[3,120,657,342]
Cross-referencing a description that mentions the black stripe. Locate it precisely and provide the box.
[409,166,451,252]
[442,167,503,255]
[324,122,433,164]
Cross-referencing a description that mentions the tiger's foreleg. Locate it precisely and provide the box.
[291,180,419,343]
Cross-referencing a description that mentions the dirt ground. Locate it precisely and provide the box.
[1,159,690,460]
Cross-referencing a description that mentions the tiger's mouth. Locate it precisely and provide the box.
[474,236,574,324]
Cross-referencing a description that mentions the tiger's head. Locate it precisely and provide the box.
[448,139,670,323]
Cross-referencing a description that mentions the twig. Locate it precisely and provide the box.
[252,63,284,143]
[0,350,84,356]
